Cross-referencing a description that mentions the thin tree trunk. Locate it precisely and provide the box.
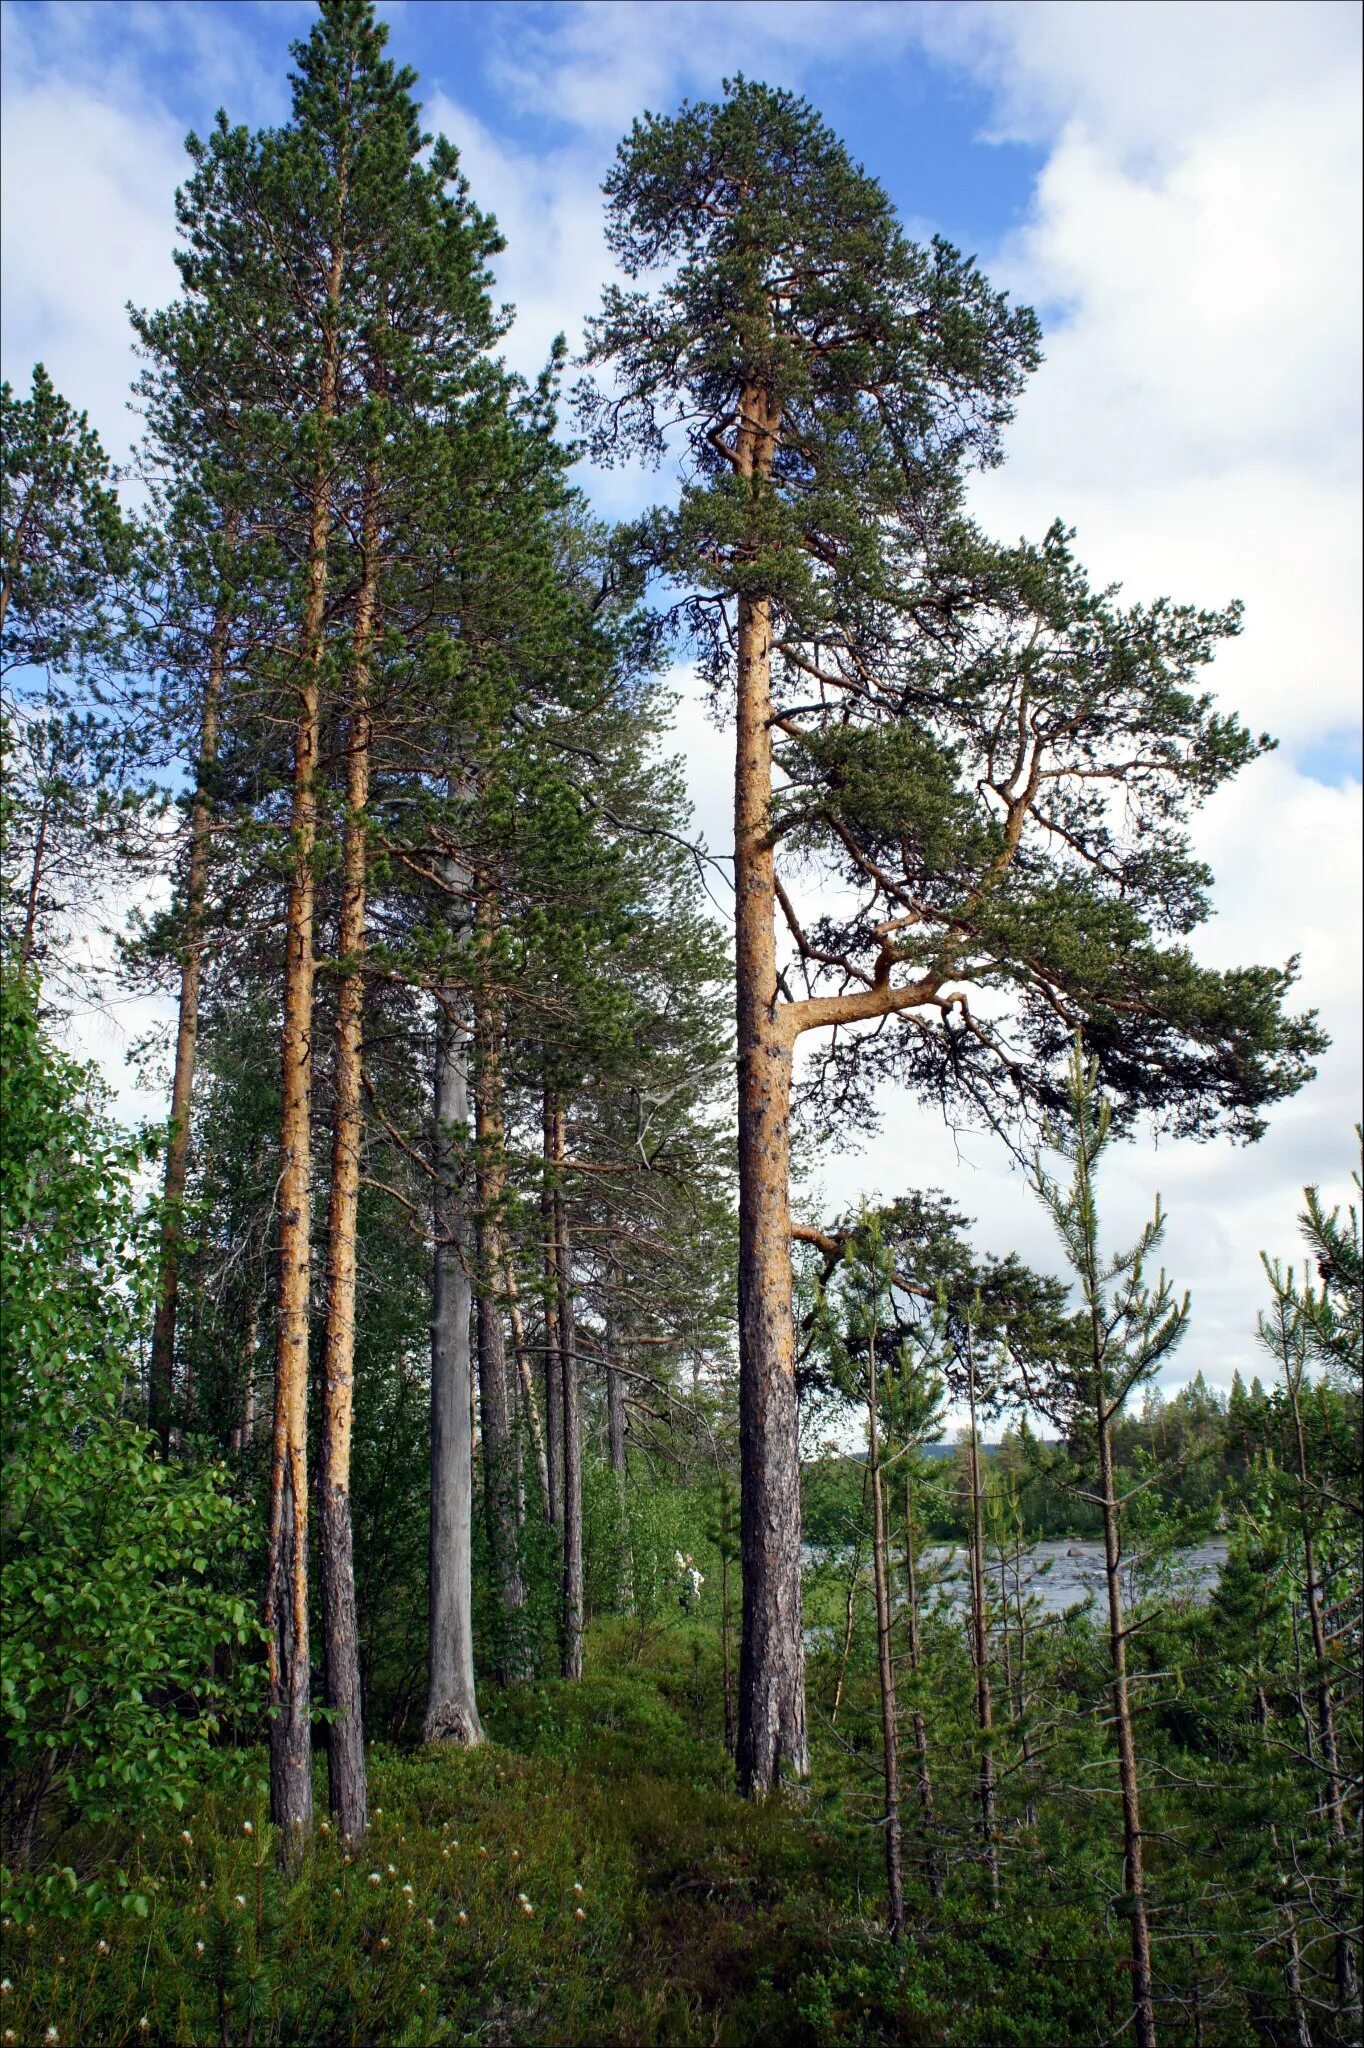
[541,1094,564,1529]
[1011,1528,1038,1830]
[266,212,347,1854]
[503,1255,550,1519]
[721,1548,736,1755]
[867,1336,905,1940]
[472,890,525,1678]
[904,1467,943,1898]
[1096,1398,1157,2048]
[965,1336,999,1911]
[831,1534,863,1728]
[549,1095,584,1681]
[317,468,380,1842]
[733,384,806,1797]
[424,991,483,1747]
[1285,1358,1358,2013]
[149,516,237,1452]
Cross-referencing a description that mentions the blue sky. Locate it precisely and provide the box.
[2,0,1360,1404]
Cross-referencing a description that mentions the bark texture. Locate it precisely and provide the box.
[317,470,379,1842]
[424,995,484,1747]
[733,384,808,1797]
[265,232,345,1848]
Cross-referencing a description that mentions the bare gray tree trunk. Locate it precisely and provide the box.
[423,996,483,1747]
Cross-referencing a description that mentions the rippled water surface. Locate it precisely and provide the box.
[803,1539,1229,1618]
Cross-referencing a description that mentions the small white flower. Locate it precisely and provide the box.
[442,1847,451,1858]
[180,1830,193,1845]
[575,1906,587,1921]
[426,1917,436,1932]
[199,1881,208,1892]
[451,1839,459,1850]
[520,1900,534,1916]
[3,2030,17,2045]
[378,1937,390,1952]
[233,1895,247,1910]
[241,1822,253,1836]
[368,1872,382,1886]
[572,1882,584,1895]
[510,1848,520,1861]
[373,1808,383,1818]
[0,1984,11,1997]
[56,1956,65,1967]
[195,1942,205,1956]
[457,1910,468,1925]
[386,1863,397,1876]
[45,2031,60,2046]
[138,2019,151,2035]
[517,1891,529,1904]
[402,1883,413,1896]
[96,1940,110,1956]
[318,1822,330,1835]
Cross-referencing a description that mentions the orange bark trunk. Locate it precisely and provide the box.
[265,220,347,1855]
[732,381,808,1796]
[318,465,380,1843]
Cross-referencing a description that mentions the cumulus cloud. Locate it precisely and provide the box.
[1,0,1357,1400]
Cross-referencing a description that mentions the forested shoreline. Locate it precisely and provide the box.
[1,4,1359,2044]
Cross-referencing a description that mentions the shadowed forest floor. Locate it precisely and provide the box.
[0,1623,1186,2048]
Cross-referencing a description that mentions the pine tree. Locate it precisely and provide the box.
[579,76,1322,1794]
[1025,1039,1192,2048]
[1,366,144,994]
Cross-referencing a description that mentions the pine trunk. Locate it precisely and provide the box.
[867,1349,905,1940]
[1287,1378,1358,2013]
[549,1095,585,1680]
[149,517,236,1452]
[266,221,347,1851]
[733,382,806,1798]
[424,993,484,1747]
[317,471,380,1842]
[1096,1400,1157,2048]
[966,1345,999,1910]
[503,1256,551,1520]
[904,1470,942,1898]
[472,894,526,1678]
[541,1095,564,1529]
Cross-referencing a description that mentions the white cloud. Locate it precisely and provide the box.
[1,0,1357,1406]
